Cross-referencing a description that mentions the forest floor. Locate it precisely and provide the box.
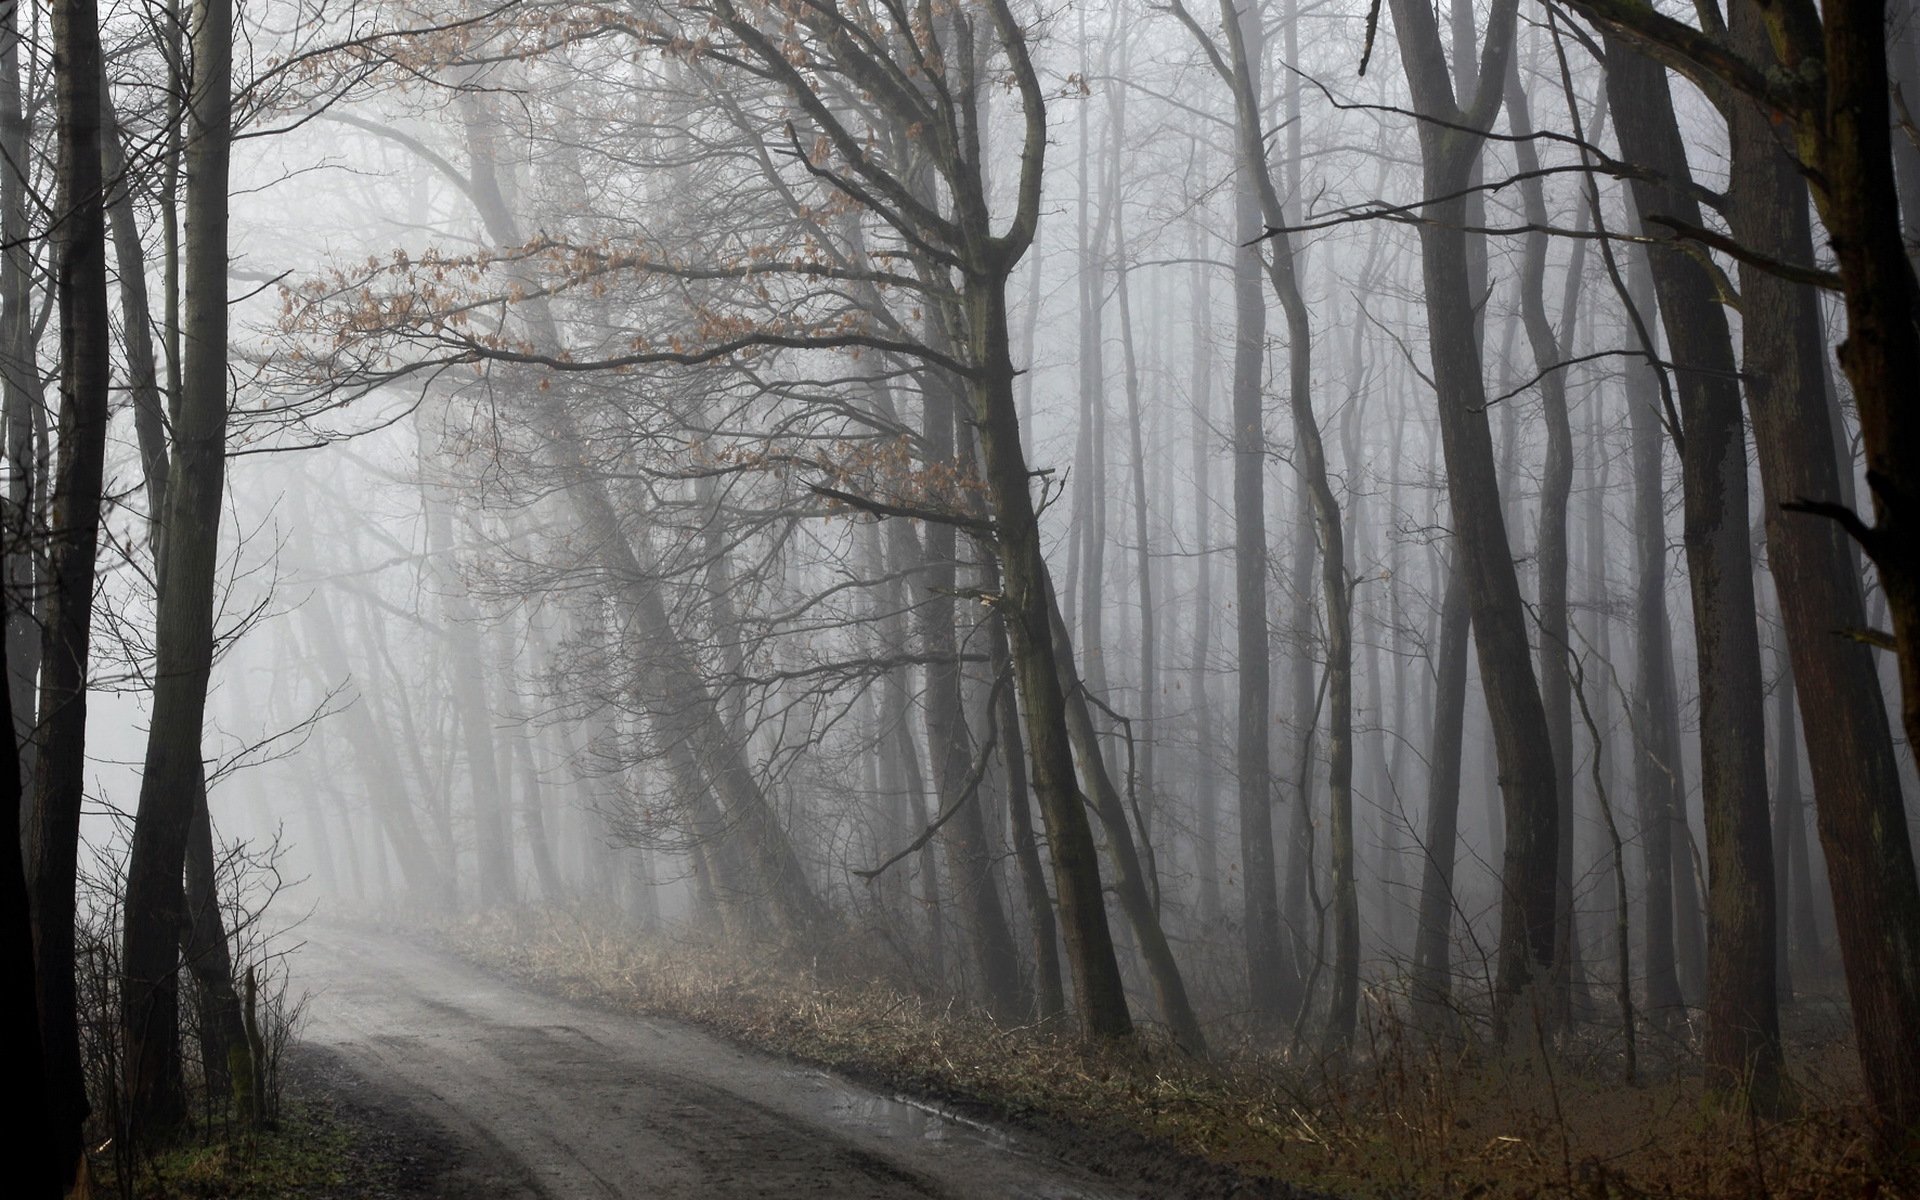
[418,906,1917,1199]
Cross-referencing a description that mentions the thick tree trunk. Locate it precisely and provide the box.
[2,613,54,1197]
[1,4,41,799]
[28,0,113,1171]
[1723,0,1920,1124]
[1607,37,1781,1103]
[179,767,246,1106]
[1770,651,1799,1003]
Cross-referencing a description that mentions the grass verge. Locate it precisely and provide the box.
[99,1048,453,1200]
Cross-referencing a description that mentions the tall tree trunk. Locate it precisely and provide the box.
[28,0,113,1170]
[1201,0,1356,1047]
[986,602,1065,1022]
[1187,226,1221,926]
[1387,0,1560,1036]
[1412,555,1471,1026]
[109,75,249,1107]
[962,269,1133,1042]
[2,604,54,1196]
[920,370,1027,1019]
[1620,231,1688,1017]
[1114,199,1158,859]
[120,0,236,1130]
[101,85,168,533]
[1607,37,1781,1104]
[1722,0,1920,1120]
[1504,57,1586,1027]
[1221,0,1284,1024]
[1,0,41,798]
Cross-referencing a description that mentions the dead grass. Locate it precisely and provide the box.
[439,907,1914,1199]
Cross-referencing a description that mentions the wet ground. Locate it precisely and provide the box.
[295,923,1142,1198]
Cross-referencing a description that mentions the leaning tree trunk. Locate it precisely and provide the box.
[443,104,821,932]
[1042,589,1208,1055]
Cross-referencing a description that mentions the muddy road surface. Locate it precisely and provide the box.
[297,924,1142,1199]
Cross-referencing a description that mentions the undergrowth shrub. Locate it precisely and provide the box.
[75,825,308,1199]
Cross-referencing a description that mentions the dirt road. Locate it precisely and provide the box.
[296,924,1142,1199]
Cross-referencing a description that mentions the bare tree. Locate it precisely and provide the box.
[1385,0,1560,1034]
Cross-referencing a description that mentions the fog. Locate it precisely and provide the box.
[11,0,1920,1191]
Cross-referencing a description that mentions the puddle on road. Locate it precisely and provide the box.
[797,1077,1134,1200]
[790,1070,1012,1149]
